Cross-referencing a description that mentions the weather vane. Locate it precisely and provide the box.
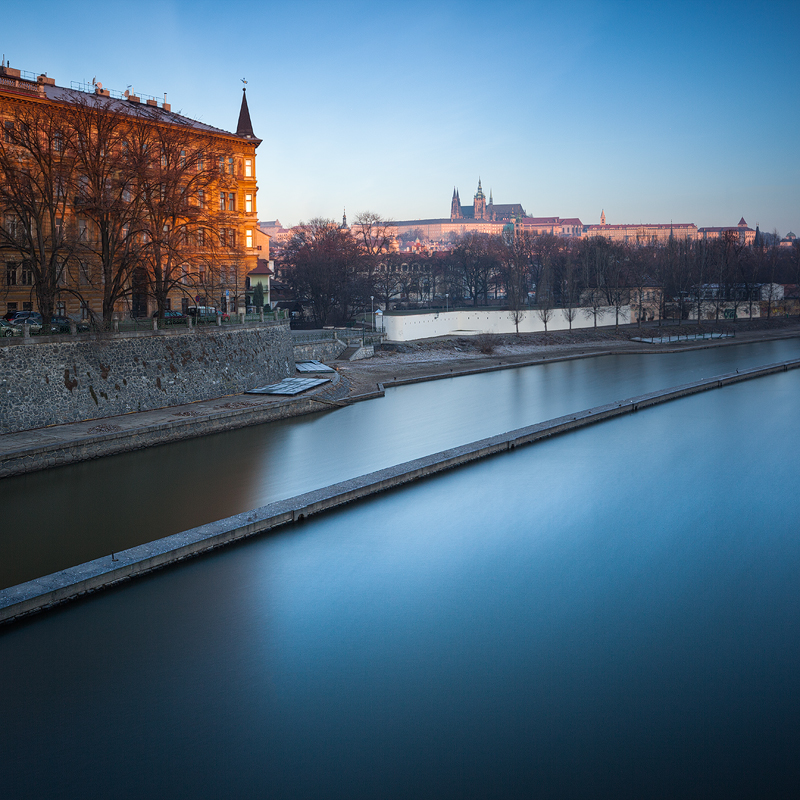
[241,78,247,86]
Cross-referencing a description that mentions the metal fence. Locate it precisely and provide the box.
[1,310,290,342]
[291,329,386,346]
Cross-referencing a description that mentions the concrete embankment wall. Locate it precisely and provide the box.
[292,338,347,362]
[383,306,631,341]
[0,324,293,434]
[2,356,797,626]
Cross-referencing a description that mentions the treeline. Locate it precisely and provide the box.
[0,93,243,323]
[280,219,800,327]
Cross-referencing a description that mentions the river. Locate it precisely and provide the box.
[1,360,799,798]
[2,341,800,797]
[2,337,800,588]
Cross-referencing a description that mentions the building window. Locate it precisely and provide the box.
[244,158,253,178]
[81,301,91,320]
[219,192,225,211]
[79,262,91,286]
[56,301,66,316]
[218,156,225,174]
[198,189,205,210]
[245,193,253,213]
[228,192,235,212]
[78,219,87,241]
[20,262,33,286]
[246,229,253,249]
[180,150,186,168]
[3,121,13,143]
[227,157,234,175]
[5,262,17,286]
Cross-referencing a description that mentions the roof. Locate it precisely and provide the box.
[698,225,754,233]
[586,223,697,230]
[235,88,260,143]
[2,74,255,143]
[248,259,273,276]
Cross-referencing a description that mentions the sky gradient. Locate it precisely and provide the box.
[5,1,799,234]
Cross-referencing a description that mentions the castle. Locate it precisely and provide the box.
[449,179,526,222]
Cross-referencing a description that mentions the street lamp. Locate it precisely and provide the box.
[370,295,374,332]
[446,293,449,313]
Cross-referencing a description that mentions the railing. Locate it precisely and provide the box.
[291,328,386,346]
[1,310,289,342]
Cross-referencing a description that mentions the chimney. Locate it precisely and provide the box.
[95,88,110,97]
[146,98,157,107]
[37,74,55,86]
[162,102,171,111]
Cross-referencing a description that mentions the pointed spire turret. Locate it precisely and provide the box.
[236,86,261,145]
[341,208,348,229]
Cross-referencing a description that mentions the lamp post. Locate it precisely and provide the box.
[370,295,374,332]
[446,293,449,313]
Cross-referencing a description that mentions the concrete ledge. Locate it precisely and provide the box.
[2,357,798,626]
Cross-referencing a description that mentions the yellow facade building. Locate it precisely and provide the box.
[1,64,261,323]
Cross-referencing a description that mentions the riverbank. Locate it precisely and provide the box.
[1,319,798,478]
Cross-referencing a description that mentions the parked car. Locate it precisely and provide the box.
[187,306,229,322]
[8,311,43,326]
[0,319,22,337]
[47,315,90,333]
[152,309,188,325]
[9,315,43,334]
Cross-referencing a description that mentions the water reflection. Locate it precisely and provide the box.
[2,370,798,798]
[2,338,799,587]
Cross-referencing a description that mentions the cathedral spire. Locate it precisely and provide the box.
[341,208,348,228]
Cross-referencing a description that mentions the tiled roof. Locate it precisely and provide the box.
[249,259,274,275]
[40,84,244,140]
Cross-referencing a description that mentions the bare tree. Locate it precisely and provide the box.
[282,218,361,326]
[65,93,144,324]
[133,113,224,320]
[0,99,80,321]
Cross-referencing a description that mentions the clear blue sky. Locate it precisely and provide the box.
[5,1,799,234]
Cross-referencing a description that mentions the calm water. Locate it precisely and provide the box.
[2,338,800,587]
[1,369,799,798]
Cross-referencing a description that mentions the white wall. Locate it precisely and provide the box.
[382,306,631,341]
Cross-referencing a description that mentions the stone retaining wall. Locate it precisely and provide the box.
[0,324,293,434]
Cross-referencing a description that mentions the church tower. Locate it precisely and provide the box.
[488,189,494,221]
[450,187,462,221]
[474,178,486,220]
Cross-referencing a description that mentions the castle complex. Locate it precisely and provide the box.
[449,179,526,222]
[390,180,756,249]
